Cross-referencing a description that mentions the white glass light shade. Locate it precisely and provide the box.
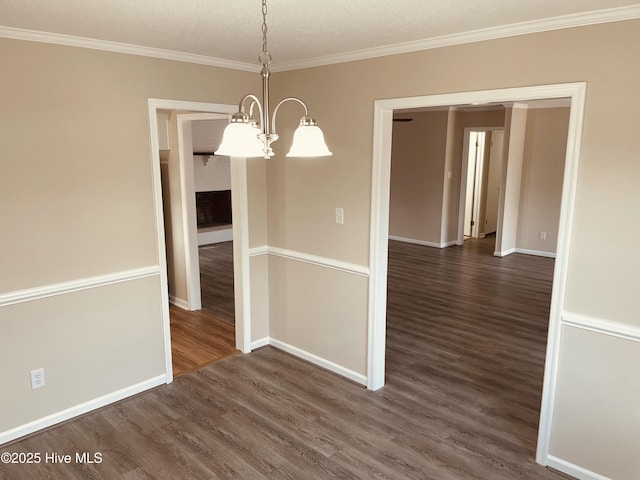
[215,122,265,158]
[286,124,332,157]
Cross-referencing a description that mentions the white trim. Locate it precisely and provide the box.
[247,244,368,277]
[514,248,557,258]
[493,248,516,257]
[198,228,233,245]
[3,6,638,74]
[536,83,586,466]
[367,105,394,391]
[168,295,189,310]
[251,337,270,350]
[526,98,573,109]
[389,235,456,249]
[0,374,166,446]
[269,338,367,386]
[176,115,199,310]
[546,455,611,480]
[0,26,257,72]
[0,266,160,307]
[248,245,269,256]
[562,312,640,343]
[271,5,640,71]
[148,100,174,384]
[230,156,252,353]
[368,83,587,467]
[267,246,369,277]
[147,99,253,379]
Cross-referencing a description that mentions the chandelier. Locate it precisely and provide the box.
[215,0,332,159]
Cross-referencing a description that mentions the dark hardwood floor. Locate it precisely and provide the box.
[0,238,573,480]
[199,241,235,325]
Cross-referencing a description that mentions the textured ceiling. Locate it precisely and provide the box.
[1,0,639,69]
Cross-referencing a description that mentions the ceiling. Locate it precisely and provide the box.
[1,0,639,71]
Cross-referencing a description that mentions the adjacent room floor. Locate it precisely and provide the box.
[1,239,573,479]
[170,241,237,376]
[199,241,235,325]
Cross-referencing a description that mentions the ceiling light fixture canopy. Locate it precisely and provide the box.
[216,0,331,159]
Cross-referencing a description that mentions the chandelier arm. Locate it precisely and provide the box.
[238,94,264,129]
[271,97,310,135]
[247,100,260,123]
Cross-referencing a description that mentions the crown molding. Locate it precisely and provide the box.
[271,4,640,72]
[1,4,639,73]
[0,26,259,72]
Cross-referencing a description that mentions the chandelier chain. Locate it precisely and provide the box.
[260,0,269,65]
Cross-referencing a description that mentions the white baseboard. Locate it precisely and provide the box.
[546,455,611,480]
[251,337,270,349]
[268,338,367,386]
[168,295,189,310]
[515,248,557,258]
[495,248,556,258]
[0,374,166,446]
[389,235,456,249]
[198,228,233,246]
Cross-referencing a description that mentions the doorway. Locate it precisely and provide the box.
[169,113,239,375]
[367,83,587,467]
[460,128,504,249]
[148,99,254,385]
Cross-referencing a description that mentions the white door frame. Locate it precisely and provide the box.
[176,113,229,311]
[148,99,253,386]
[457,127,503,245]
[367,83,586,467]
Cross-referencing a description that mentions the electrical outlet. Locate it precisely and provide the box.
[335,207,344,225]
[539,231,547,240]
[30,368,46,389]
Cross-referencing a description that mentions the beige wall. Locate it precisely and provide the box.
[1,277,165,432]
[0,38,260,437]
[389,110,449,244]
[267,19,640,478]
[2,17,640,479]
[268,256,369,375]
[551,326,640,480]
[517,107,570,254]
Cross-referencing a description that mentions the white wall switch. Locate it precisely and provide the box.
[335,207,344,225]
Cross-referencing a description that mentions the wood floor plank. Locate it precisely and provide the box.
[0,238,575,480]
[199,242,235,324]
[170,306,239,377]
